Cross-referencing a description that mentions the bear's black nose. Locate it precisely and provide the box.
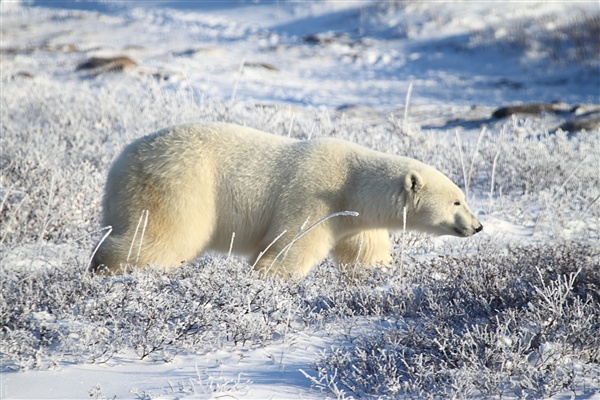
[475,224,483,233]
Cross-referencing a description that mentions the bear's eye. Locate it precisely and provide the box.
[454,201,461,206]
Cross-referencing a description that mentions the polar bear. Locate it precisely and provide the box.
[91,122,482,279]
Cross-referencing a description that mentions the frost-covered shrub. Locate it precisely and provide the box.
[0,256,299,368]
[477,127,600,197]
[470,11,600,69]
[312,242,600,399]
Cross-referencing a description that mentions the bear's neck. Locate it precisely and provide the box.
[343,152,410,231]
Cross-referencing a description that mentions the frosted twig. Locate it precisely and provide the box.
[467,127,485,197]
[127,209,148,264]
[252,229,288,269]
[230,58,245,103]
[488,150,501,214]
[354,232,364,264]
[404,81,413,121]
[279,299,294,369]
[88,226,113,270]
[38,173,56,245]
[268,216,310,277]
[287,113,295,137]
[227,232,235,261]
[135,210,149,266]
[307,122,317,140]
[398,206,407,283]
[455,130,469,198]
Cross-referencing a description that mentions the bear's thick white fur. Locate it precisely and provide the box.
[92,122,482,278]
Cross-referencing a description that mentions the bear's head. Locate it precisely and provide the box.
[404,168,483,237]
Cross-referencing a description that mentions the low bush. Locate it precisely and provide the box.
[308,242,600,399]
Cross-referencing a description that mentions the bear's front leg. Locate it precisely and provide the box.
[332,229,391,268]
[252,227,334,280]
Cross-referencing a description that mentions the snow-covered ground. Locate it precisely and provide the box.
[3,331,336,399]
[1,1,599,399]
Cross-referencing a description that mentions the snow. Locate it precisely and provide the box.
[3,333,335,399]
[1,1,599,399]
[4,0,598,112]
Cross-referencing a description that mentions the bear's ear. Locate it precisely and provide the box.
[405,171,424,192]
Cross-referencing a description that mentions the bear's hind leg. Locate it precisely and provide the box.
[92,197,216,275]
[133,198,217,270]
[332,229,391,268]
[91,235,135,275]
